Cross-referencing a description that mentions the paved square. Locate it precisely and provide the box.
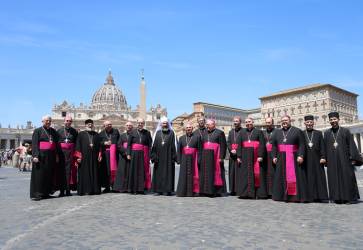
[1,166,362,250]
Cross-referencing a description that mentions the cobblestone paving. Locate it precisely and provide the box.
[0,166,362,250]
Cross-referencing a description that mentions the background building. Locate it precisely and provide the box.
[172,102,261,137]
[172,83,363,153]
[51,71,167,132]
[260,83,359,129]
[0,122,34,150]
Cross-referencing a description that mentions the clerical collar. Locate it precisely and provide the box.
[246,127,254,132]
[306,128,314,132]
[267,128,274,133]
[234,127,241,131]
[106,129,113,134]
[162,128,169,133]
[332,126,339,133]
[282,126,291,131]
[186,132,193,137]
[208,129,215,133]
[64,126,70,131]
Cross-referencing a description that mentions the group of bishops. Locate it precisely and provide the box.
[30,112,362,204]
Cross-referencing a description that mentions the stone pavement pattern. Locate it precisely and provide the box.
[0,166,363,250]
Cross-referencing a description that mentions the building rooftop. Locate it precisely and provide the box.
[259,83,359,100]
[194,102,259,113]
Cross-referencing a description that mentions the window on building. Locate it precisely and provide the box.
[62,112,67,117]
[10,139,15,149]
[0,139,6,149]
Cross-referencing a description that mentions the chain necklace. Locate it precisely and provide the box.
[198,127,205,138]
[305,130,314,148]
[247,128,254,143]
[87,131,94,148]
[105,129,112,143]
[331,127,340,149]
[161,130,168,145]
[42,126,53,143]
[282,127,292,143]
[233,128,240,143]
[266,129,273,145]
[137,130,142,143]
[64,127,70,143]
[185,133,192,148]
[207,129,215,144]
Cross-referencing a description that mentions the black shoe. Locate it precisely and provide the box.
[58,191,65,197]
[66,191,72,196]
[102,188,111,193]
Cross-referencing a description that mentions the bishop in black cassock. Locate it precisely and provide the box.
[324,112,362,204]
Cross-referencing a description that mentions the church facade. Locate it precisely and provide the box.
[51,71,167,132]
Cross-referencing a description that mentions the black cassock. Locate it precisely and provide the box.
[263,128,276,197]
[271,126,310,202]
[227,127,242,195]
[75,131,101,195]
[176,133,202,197]
[99,128,120,189]
[324,126,363,202]
[113,132,131,192]
[236,128,267,198]
[303,129,328,201]
[200,128,227,196]
[195,127,207,140]
[127,129,153,193]
[30,126,59,199]
[57,127,78,192]
[151,129,177,193]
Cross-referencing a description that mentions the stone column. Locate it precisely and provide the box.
[360,133,363,154]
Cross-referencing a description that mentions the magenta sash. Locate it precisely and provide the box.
[131,143,151,189]
[243,141,260,187]
[39,141,56,151]
[231,143,238,150]
[203,142,223,186]
[123,142,128,149]
[182,147,199,193]
[278,144,298,196]
[266,143,272,152]
[60,142,75,151]
[106,144,117,183]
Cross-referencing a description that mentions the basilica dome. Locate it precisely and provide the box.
[91,71,128,111]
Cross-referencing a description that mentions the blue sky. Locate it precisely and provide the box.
[1,0,363,127]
